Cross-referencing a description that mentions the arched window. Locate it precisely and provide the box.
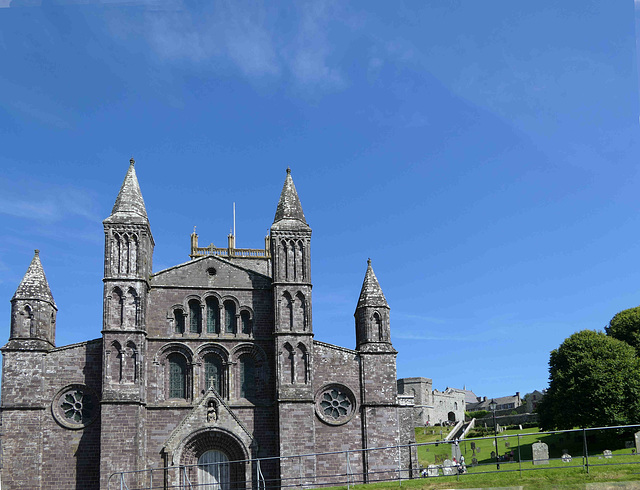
[168,353,187,399]
[283,292,293,331]
[174,309,185,334]
[198,450,229,490]
[295,292,306,331]
[204,354,223,395]
[239,355,255,399]
[111,288,124,328]
[295,344,308,384]
[111,341,123,382]
[206,297,219,334]
[283,343,294,384]
[240,311,252,335]
[373,312,382,341]
[224,301,236,334]
[189,300,202,334]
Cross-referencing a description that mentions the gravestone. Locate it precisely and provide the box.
[603,450,612,459]
[470,442,476,450]
[635,431,640,454]
[532,442,549,465]
[490,451,496,459]
[442,459,456,476]
[519,424,523,430]
[427,465,440,477]
[476,447,481,454]
[505,441,510,448]
[451,445,462,461]
[472,457,478,467]
[561,453,572,463]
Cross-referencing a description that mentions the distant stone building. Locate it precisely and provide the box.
[524,390,546,413]
[397,377,465,426]
[467,392,522,412]
[0,162,415,489]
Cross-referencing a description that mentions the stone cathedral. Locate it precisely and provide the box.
[0,162,414,489]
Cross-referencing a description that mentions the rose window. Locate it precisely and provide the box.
[52,384,98,429]
[315,384,356,426]
[61,390,93,423]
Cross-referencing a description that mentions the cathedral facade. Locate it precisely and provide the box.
[0,162,414,489]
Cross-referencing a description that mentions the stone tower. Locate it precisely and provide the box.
[354,259,400,481]
[270,168,316,483]
[100,158,155,485]
[8,249,57,350]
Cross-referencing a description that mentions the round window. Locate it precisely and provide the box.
[52,384,99,429]
[315,384,356,426]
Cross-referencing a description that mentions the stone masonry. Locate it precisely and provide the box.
[0,161,415,489]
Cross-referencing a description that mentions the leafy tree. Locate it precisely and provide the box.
[606,306,640,356]
[537,330,640,430]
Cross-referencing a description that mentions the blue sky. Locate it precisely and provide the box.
[0,1,639,399]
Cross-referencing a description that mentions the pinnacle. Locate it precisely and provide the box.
[272,168,308,227]
[109,158,148,220]
[356,259,388,310]
[12,250,56,307]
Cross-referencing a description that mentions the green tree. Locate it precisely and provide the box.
[537,330,640,430]
[606,306,640,356]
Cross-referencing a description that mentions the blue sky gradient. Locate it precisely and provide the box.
[1,0,639,399]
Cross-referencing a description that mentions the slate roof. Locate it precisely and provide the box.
[12,250,56,307]
[272,168,308,228]
[109,158,148,220]
[356,259,389,309]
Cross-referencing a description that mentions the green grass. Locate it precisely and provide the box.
[384,426,640,488]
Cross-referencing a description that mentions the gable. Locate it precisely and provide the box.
[151,256,271,289]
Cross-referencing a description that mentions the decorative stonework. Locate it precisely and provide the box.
[52,384,98,429]
[315,384,356,426]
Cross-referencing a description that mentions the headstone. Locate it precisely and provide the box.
[471,457,478,467]
[490,451,496,459]
[442,459,456,476]
[505,441,510,448]
[470,442,476,450]
[603,450,612,459]
[519,424,523,430]
[451,445,462,461]
[532,442,549,465]
[476,447,481,454]
[427,465,440,477]
[635,431,640,454]
[561,453,572,463]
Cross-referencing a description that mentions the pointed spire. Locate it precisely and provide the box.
[273,168,308,226]
[109,158,148,220]
[12,250,56,307]
[356,258,388,309]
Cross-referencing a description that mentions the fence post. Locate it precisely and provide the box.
[299,455,303,488]
[345,451,350,490]
[583,428,589,474]
[518,434,521,477]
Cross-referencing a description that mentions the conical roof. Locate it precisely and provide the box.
[356,259,388,310]
[109,158,148,220]
[12,250,56,307]
[273,168,308,227]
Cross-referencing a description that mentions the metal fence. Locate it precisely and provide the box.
[108,424,640,490]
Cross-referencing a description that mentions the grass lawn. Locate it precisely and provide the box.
[396,425,640,488]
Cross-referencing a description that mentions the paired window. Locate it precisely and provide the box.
[204,354,223,394]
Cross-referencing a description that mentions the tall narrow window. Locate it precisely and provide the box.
[224,301,236,334]
[240,355,255,399]
[204,354,223,395]
[373,312,382,341]
[241,311,252,335]
[174,309,185,334]
[198,450,229,490]
[189,300,202,334]
[168,353,187,399]
[206,297,219,334]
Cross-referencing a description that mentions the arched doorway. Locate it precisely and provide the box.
[448,411,456,423]
[179,429,248,490]
[198,449,230,490]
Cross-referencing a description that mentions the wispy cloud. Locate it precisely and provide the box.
[122,0,348,89]
[0,181,100,223]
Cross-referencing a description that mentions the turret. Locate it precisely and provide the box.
[102,158,154,332]
[355,259,392,352]
[8,249,57,349]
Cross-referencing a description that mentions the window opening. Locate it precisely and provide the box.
[169,353,187,399]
